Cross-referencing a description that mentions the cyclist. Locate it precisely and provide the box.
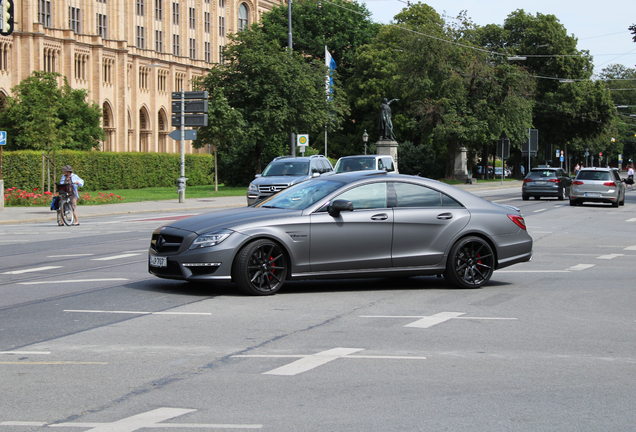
[59,165,84,226]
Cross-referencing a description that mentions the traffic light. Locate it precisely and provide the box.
[0,0,14,36]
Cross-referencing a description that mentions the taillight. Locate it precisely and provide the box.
[508,214,527,230]
[523,178,533,183]
[573,181,584,185]
[603,182,616,187]
[548,179,560,183]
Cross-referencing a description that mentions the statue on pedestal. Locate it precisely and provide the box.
[378,98,399,140]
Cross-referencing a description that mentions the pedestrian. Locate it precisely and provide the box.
[574,163,580,176]
[627,165,635,191]
[59,165,84,225]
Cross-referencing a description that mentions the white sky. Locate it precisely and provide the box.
[361,0,636,76]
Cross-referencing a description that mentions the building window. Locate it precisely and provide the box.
[44,47,58,73]
[238,3,248,32]
[139,66,149,90]
[0,42,10,72]
[155,0,162,20]
[172,2,179,25]
[189,38,196,60]
[97,0,107,3]
[127,63,132,89]
[173,34,180,56]
[219,0,225,8]
[39,0,52,27]
[175,72,185,92]
[204,12,210,33]
[74,53,88,81]
[204,42,210,63]
[137,26,145,49]
[189,7,195,29]
[69,7,81,33]
[158,69,168,92]
[103,58,114,84]
[219,45,224,63]
[96,13,108,39]
[136,0,144,16]
[155,30,163,52]
[219,16,225,37]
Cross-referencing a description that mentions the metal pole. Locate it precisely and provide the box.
[324,126,327,157]
[501,139,504,186]
[179,90,186,203]
[288,0,295,157]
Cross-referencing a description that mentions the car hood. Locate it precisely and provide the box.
[165,207,302,234]
[253,175,307,185]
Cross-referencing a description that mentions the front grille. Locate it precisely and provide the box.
[258,184,289,195]
[151,233,184,253]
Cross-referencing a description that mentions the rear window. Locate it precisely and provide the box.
[527,170,557,179]
[576,171,611,181]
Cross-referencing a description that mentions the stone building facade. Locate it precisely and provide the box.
[0,0,282,153]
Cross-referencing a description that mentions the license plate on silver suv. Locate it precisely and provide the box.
[149,255,167,267]
[584,193,601,197]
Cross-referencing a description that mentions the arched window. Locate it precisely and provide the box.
[238,3,248,32]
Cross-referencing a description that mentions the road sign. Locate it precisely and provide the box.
[0,131,6,145]
[297,134,309,147]
[172,100,208,113]
[556,149,560,158]
[172,91,209,99]
[169,129,197,141]
[171,114,208,127]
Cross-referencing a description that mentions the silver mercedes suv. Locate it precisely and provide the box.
[246,155,334,205]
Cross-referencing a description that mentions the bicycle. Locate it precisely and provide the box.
[55,182,76,226]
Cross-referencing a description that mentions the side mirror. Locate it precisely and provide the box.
[312,172,321,178]
[255,174,261,179]
[328,199,354,217]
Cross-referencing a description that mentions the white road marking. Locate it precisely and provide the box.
[533,208,547,213]
[64,309,211,316]
[0,351,50,355]
[626,218,636,222]
[597,254,624,260]
[233,348,427,376]
[491,198,518,203]
[497,270,570,273]
[47,254,94,258]
[624,245,636,251]
[361,312,517,329]
[1,408,263,430]
[2,266,62,275]
[529,231,554,234]
[18,279,129,285]
[91,253,141,261]
[567,264,595,271]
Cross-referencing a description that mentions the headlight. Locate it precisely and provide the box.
[189,230,233,250]
[248,183,258,192]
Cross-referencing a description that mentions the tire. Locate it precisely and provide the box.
[60,200,75,226]
[522,194,529,201]
[443,236,494,289]
[233,239,288,295]
[569,199,577,206]
[558,188,566,201]
[612,200,619,208]
[534,196,540,200]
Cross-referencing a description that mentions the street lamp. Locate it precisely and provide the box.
[362,130,368,155]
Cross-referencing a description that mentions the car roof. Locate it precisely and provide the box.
[273,155,327,162]
[338,155,386,160]
[531,167,560,171]
[579,167,611,171]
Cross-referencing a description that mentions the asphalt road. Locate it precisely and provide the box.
[2,188,636,431]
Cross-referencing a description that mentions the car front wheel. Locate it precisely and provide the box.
[234,239,288,295]
[444,236,494,289]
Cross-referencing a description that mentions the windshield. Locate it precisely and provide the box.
[577,171,611,181]
[334,157,376,173]
[256,179,343,210]
[262,161,309,177]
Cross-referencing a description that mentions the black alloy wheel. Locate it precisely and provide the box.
[234,239,288,295]
[444,236,495,289]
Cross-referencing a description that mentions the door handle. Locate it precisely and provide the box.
[371,214,388,221]
[437,212,453,220]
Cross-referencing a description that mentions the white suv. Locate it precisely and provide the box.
[246,155,334,205]
[334,155,397,173]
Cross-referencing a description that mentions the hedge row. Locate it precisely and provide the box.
[1,150,215,191]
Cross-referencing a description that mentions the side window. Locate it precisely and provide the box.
[324,160,333,172]
[377,158,385,170]
[384,158,395,172]
[441,193,462,207]
[311,161,320,174]
[394,182,441,207]
[319,159,331,173]
[335,183,387,210]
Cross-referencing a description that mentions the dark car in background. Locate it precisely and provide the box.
[570,167,626,207]
[522,167,572,201]
[150,171,533,296]
[246,155,333,205]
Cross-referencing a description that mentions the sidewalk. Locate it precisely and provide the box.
[0,180,523,225]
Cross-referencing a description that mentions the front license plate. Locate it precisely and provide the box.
[149,255,167,268]
[584,193,601,197]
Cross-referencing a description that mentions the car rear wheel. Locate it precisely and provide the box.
[444,236,494,289]
[234,239,288,295]
[522,194,529,201]
[569,199,577,206]
[612,200,619,208]
[558,188,566,201]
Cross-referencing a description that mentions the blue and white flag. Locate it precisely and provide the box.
[325,46,336,99]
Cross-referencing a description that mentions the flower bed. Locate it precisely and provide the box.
[4,188,123,206]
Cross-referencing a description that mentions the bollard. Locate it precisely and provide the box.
[0,179,4,210]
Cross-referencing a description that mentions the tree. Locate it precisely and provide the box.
[196,28,349,185]
[0,71,104,151]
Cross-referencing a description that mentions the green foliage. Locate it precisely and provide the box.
[397,140,444,179]
[2,150,215,191]
[0,71,105,151]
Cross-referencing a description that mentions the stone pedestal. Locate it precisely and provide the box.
[453,146,470,181]
[376,139,399,173]
[0,180,3,210]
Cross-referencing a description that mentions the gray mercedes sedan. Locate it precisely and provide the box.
[149,171,533,295]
